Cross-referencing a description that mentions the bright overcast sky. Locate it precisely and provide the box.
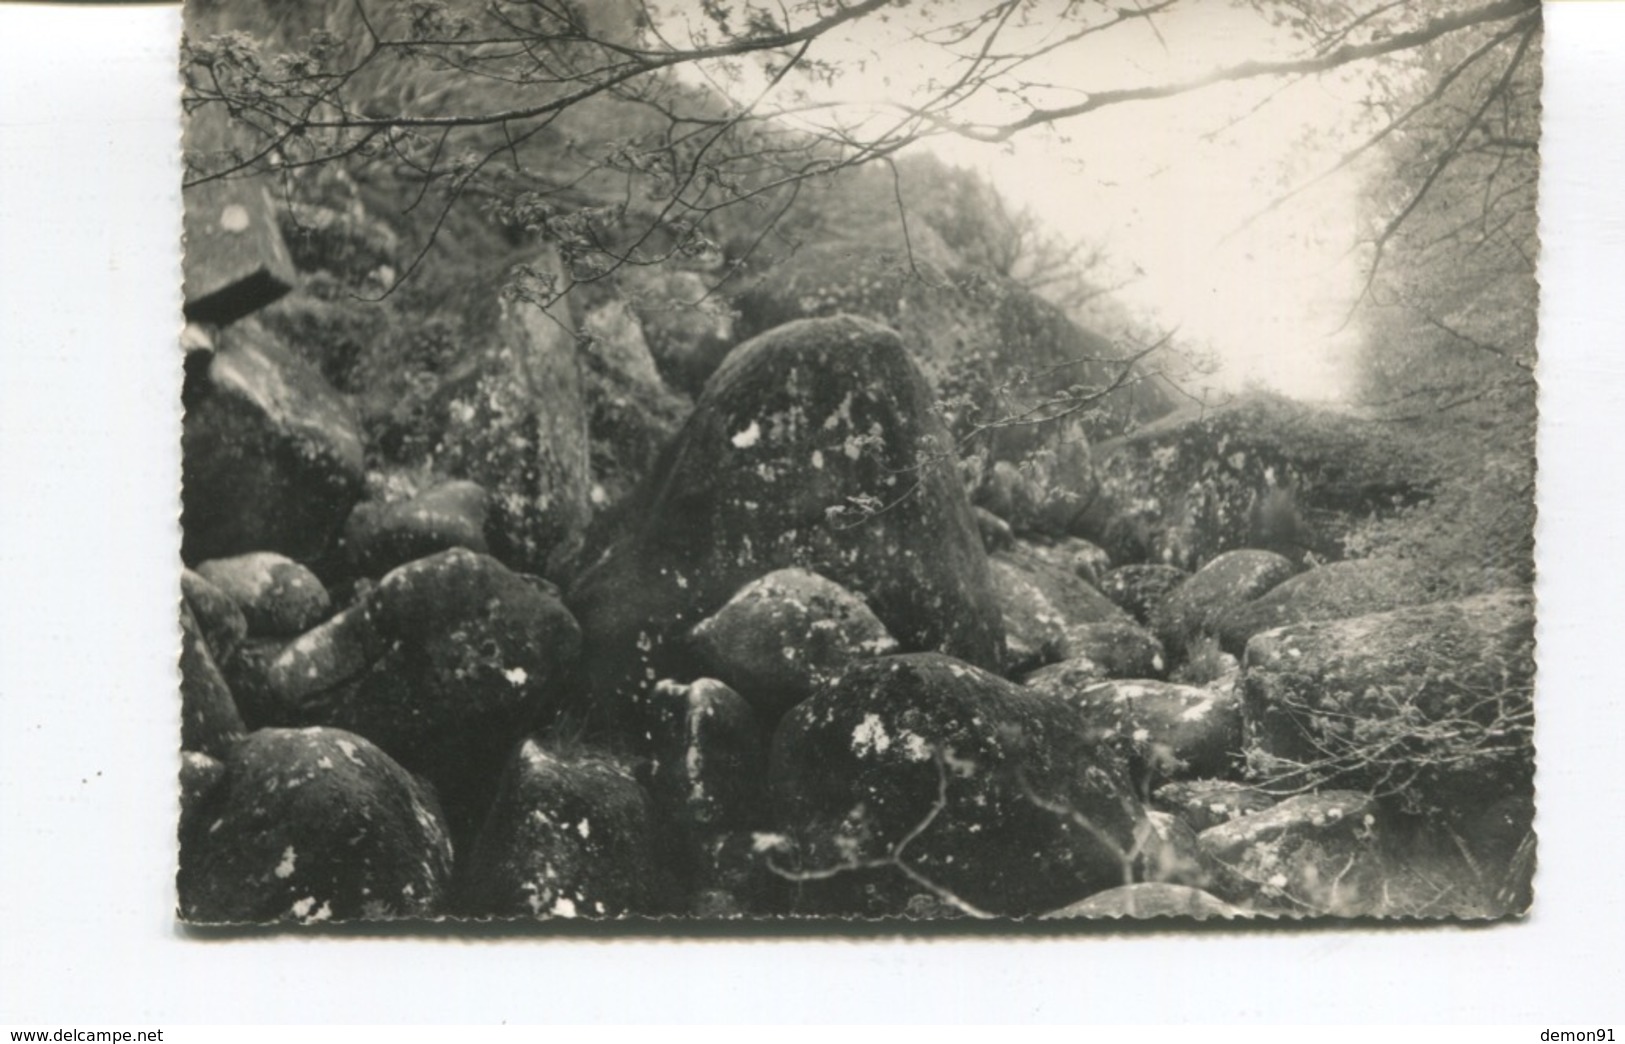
[762,0,1385,402]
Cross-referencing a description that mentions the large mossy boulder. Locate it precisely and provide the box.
[238,549,582,839]
[769,653,1147,918]
[178,727,454,924]
[1242,591,1535,821]
[409,265,594,578]
[1216,557,1446,655]
[1078,392,1436,570]
[567,315,1006,738]
[457,740,661,918]
[181,318,366,566]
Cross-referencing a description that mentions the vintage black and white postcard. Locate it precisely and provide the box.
[174,0,1540,924]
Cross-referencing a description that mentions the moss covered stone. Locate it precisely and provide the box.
[687,568,899,725]
[178,727,454,924]
[244,549,582,842]
[1242,591,1534,821]
[181,320,365,565]
[769,653,1147,917]
[568,315,1006,739]
[458,741,660,918]
[1152,549,1295,662]
[1080,392,1436,569]
[988,547,1131,674]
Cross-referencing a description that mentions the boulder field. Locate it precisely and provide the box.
[178,220,1532,920]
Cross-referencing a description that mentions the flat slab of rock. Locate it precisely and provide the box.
[1197,791,1383,915]
[182,178,296,326]
[178,727,454,924]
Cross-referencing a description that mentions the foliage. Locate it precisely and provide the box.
[1343,3,1540,591]
[1245,670,1533,816]
[1169,636,1235,688]
[1341,422,1534,592]
[182,0,1546,521]
[182,0,1541,303]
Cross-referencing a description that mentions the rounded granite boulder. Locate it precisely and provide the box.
[178,727,454,924]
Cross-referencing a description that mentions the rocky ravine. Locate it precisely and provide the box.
[177,178,1531,923]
